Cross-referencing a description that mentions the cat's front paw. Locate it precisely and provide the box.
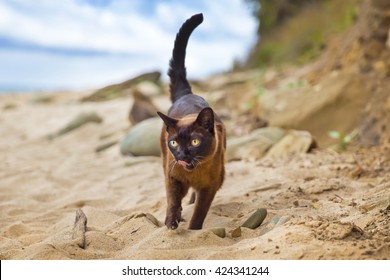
[165,215,179,230]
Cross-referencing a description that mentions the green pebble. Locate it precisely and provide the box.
[211,228,226,238]
[241,208,268,229]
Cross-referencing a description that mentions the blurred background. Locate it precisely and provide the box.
[0,0,256,91]
[1,0,390,260]
[1,0,390,147]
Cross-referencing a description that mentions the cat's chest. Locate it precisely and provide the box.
[172,164,218,188]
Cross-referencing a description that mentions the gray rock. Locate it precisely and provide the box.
[120,117,161,156]
[210,228,226,238]
[72,209,87,249]
[50,112,103,139]
[241,208,268,229]
[227,127,286,161]
[129,90,158,125]
[3,103,17,110]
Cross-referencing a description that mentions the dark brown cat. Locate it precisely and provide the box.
[157,13,226,230]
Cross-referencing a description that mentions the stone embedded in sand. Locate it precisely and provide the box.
[259,215,290,236]
[230,226,242,238]
[120,117,161,157]
[241,208,268,229]
[72,209,88,249]
[3,103,17,110]
[52,112,103,138]
[129,90,159,125]
[266,130,316,157]
[211,228,226,238]
[227,127,286,161]
[359,189,390,212]
[258,71,369,146]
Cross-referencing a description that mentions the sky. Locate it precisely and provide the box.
[0,0,257,92]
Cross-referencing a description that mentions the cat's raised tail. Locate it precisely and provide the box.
[168,13,203,103]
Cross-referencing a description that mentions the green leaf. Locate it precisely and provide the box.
[328,131,341,139]
[344,129,358,143]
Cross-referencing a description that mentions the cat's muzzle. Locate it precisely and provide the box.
[177,160,196,171]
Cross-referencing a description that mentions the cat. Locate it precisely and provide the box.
[157,13,226,230]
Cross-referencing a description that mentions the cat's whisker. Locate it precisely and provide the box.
[169,159,177,174]
[193,156,206,166]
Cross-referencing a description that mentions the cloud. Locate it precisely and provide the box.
[0,0,257,91]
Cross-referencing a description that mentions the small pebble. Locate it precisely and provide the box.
[72,209,88,249]
[241,208,267,229]
[211,228,226,238]
[230,226,242,238]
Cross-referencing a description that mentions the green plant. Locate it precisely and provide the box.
[328,129,358,151]
[255,86,266,97]
[240,101,255,111]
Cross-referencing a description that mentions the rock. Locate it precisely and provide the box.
[230,226,242,238]
[134,81,161,97]
[266,130,316,157]
[50,112,103,138]
[120,117,161,156]
[82,71,161,102]
[227,127,286,161]
[210,228,226,238]
[72,209,87,249]
[30,95,54,104]
[3,103,17,110]
[360,188,390,212]
[129,90,158,125]
[259,216,290,236]
[241,208,268,229]
[95,140,118,153]
[259,71,369,146]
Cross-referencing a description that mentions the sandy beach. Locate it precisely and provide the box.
[0,90,389,260]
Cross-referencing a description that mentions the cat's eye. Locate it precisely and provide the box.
[169,140,178,148]
[191,139,201,147]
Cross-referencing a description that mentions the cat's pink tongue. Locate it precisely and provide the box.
[178,160,191,167]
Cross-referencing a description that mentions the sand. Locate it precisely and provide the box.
[0,91,389,260]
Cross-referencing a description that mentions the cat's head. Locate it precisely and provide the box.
[157,107,216,171]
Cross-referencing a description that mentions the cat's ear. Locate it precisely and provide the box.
[157,112,178,130]
[195,107,214,133]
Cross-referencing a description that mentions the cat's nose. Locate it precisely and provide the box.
[177,149,189,158]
